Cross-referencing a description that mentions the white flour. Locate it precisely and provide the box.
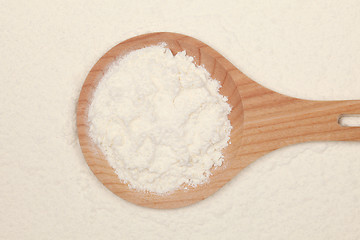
[2,1,360,239]
[88,45,232,193]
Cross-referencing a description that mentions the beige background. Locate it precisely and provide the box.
[0,0,360,239]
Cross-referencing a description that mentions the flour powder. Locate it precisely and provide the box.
[88,44,232,194]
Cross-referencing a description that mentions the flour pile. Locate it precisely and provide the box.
[88,45,232,194]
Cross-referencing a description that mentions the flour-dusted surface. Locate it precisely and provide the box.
[1,1,360,240]
[88,45,231,193]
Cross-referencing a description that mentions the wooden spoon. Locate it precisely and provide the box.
[77,32,360,209]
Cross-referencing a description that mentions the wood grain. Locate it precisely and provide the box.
[77,32,360,209]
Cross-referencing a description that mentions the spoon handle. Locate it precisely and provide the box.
[235,79,360,157]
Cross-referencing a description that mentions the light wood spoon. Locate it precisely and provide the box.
[77,32,360,209]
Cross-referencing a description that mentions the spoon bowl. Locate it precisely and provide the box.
[77,32,360,208]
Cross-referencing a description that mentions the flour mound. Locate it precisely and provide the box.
[88,45,232,194]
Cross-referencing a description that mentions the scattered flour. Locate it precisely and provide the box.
[88,45,232,193]
[2,2,360,239]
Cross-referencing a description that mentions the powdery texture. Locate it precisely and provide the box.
[1,1,360,240]
[88,45,232,193]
